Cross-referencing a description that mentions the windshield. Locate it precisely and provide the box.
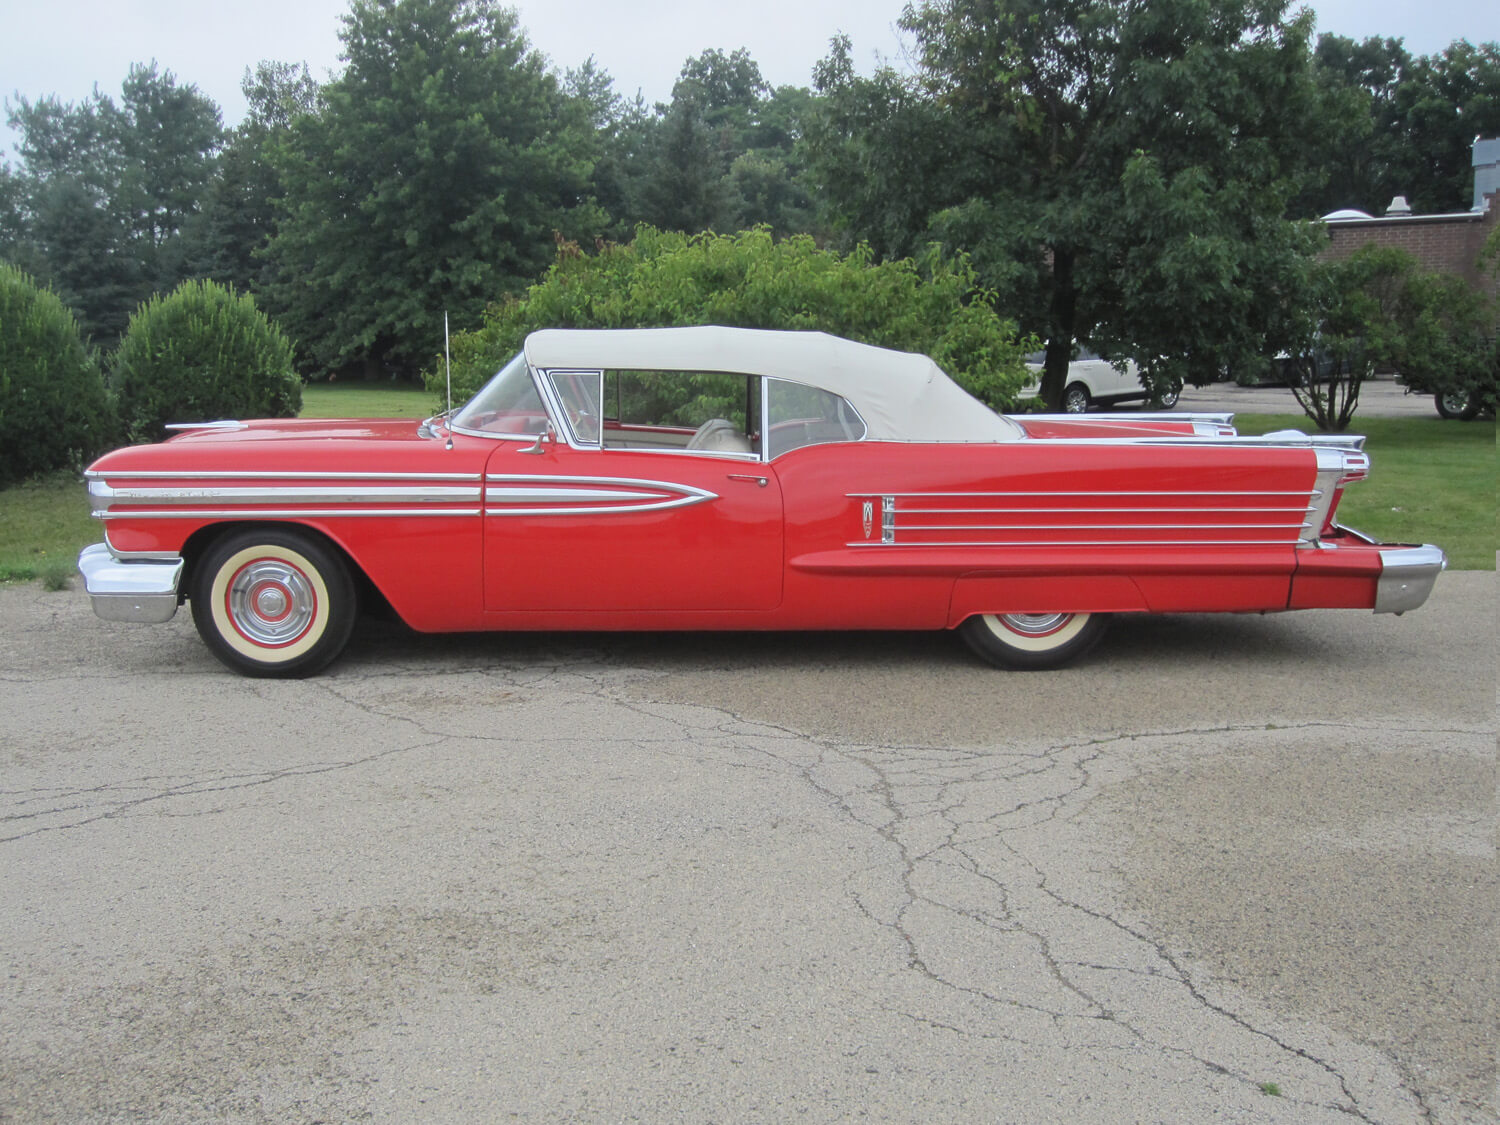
[451,351,551,436]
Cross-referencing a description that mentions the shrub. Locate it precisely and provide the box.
[0,263,115,485]
[113,280,301,441]
[435,226,1031,410]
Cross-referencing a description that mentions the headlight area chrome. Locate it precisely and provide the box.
[1301,444,1371,545]
[77,543,183,624]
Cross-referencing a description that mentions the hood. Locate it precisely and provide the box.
[85,416,453,480]
[161,417,428,444]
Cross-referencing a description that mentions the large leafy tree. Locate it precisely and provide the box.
[1299,36,1500,217]
[3,64,223,340]
[807,0,1332,408]
[263,0,605,378]
[1386,41,1500,214]
[616,49,815,238]
[187,61,320,294]
[1293,34,1412,217]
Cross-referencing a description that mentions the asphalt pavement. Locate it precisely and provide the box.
[1,572,1494,1123]
[1175,374,1443,419]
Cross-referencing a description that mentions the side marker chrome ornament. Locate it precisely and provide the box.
[164,420,245,432]
[862,500,874,539]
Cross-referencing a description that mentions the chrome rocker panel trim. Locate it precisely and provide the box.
[1375,544,1448,614]
[77,543,183,624]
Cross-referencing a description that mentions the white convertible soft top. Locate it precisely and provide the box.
[524,326,1022,443]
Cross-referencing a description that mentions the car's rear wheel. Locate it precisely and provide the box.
[958,612,1109,670]
[1063,383,1090,413]
[1435,389,1482,421]
[190,529,356,677]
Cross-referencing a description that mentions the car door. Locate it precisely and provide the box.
[481,368,784,613]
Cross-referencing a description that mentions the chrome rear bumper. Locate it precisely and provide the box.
[1375,544,1447,614]
[77,543,183,623]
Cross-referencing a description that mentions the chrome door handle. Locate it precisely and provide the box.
[727,474,768,487]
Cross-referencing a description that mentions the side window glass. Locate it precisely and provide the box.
[600,370,760,456]
[766,378,866,459]
[545,369,603,446]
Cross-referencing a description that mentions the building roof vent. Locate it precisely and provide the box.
[1474,137,1499,211]
[1385,195,1412,216]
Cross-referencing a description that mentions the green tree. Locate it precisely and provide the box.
[566,59,652,242]
[807,0,1333,410]
[0,162,27,258]
[187,61,320,295]
[1388,41,1500,214]
[4,65,223,339]
[1292,34,1412,217]
[437,225,1030,411]
[619,49,815,237]
[264,0,604,379]
[1297,37,1500,217]
[1288,246,1496,430]
[112,279,300,441]
[5,89,135,335]
[0,263,114,483]
[117,63,224,267]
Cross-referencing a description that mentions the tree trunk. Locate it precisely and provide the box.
[1039,248,1077,411]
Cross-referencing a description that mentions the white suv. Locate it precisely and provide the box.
[1022,350,1179,412]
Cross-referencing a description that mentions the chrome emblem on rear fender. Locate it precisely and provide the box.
[862,500,874,539]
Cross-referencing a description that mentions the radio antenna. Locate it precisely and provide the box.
[444,311,453,415]
[443,311,454,449]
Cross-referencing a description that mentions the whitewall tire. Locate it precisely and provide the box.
[958,612,1108,670]
[190,529,356,677]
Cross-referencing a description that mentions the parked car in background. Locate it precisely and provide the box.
[1397,339,1498,420]
[79,327,1444,677]
[1022,350,1179,412]
[1432,384,1495,420]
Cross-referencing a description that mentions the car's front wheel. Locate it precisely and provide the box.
[1063,383,1091,413]
[957,612,1108,670]
[1153,381,1182,409]
[190,529,357,677]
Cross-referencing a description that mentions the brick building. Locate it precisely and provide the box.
[1320,138,1498,301]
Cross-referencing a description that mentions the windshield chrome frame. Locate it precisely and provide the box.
[447,352,555,442]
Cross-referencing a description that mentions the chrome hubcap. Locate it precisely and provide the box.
[998,612,1072,636]
[255,587,288,617]
[228,560,316,646]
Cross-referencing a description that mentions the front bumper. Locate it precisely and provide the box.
[1375,544,1447,614]
[77,543,183,624]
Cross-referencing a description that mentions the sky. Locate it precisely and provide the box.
[1,0,1494,158]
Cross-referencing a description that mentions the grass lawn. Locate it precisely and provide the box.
[0,472,99,587]
[2,409,1493,585]
[299,380,434,418]
[1233,414,1496,570]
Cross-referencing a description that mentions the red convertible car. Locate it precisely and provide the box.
[79,327,1446,676]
